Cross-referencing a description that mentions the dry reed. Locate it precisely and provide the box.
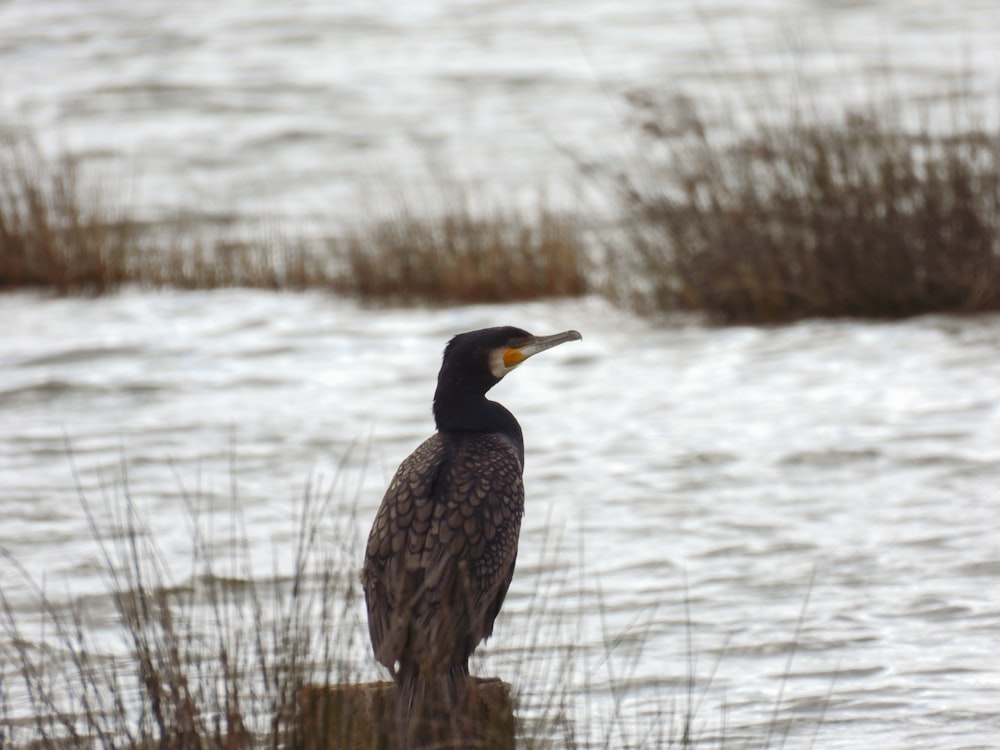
[0,133,334,294]
[0,136,133,293]
[0,453,808,750]
[0,460,363,750]
[11,82,997,324]
[335,200,588,304]
[615,91,1000,323]
[0,133,586,303]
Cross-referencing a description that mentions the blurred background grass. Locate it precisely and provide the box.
[2,80,998,323]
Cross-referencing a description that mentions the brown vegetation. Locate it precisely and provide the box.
[0,472,362,750]
[0,134,586,303]
[617,93,1000,323]
[336,202,587,304]
[0,137,132,293]
[5,87,1000,323]
[0,472,653,750]
[0,135,340,293]
[0,452,815,749]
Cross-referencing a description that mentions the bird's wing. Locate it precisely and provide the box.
[362,434,449,672]
[433,433,523,643]
[362,432,525,674]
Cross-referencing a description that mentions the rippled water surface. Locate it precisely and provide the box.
[3,0,1000,230]
[3,291,1000,748]
[4,1,1000,747]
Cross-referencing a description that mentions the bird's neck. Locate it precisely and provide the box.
[433,384,525,459]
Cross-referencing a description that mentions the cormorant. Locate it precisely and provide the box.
[362,326,581,718]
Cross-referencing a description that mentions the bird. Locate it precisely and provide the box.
[361,325,581,730]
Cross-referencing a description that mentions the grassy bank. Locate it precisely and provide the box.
[4,85,999,321]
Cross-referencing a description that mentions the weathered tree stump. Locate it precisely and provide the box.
[297,677,514,750]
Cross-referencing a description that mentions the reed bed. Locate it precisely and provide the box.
[0,136,133,294]
[615,91,1000,322]
[335,201,587,305]
[0,133,585,302]
[7,82,998,322]
[0,134,339,294]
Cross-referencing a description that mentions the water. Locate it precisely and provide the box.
[2,0,999,232]
[4,1,1000,746]
[3,290,1000,747]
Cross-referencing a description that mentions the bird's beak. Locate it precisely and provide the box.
[503,330,582,368]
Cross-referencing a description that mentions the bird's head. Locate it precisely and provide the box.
[437,326,582,394]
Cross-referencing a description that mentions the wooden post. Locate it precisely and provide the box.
[297,677,515,750]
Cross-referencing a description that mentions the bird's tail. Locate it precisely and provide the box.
[393,666,473,749]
